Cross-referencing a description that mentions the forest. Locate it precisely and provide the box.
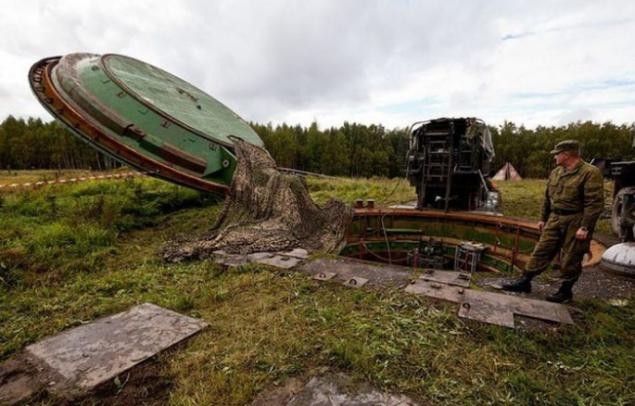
[0,115,632,179]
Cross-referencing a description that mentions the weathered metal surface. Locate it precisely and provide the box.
[404,279,573,327]
[312,271,337,281]
[25,303,207,394]
[458,299,515,328]
[279,248,310,259]
[344,277,368,288]
[458,289,574,327]
[419,269,471,287]
[101,54,262,148]
[300,257,412,288]
[404,280,466,303]
[247,252,303,269]
[29,54,264,194]
[212,249,308,269]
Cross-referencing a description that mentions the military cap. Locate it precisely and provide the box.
[550,140,580,155]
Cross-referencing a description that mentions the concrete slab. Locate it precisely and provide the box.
[213,250,305,269]
[420,269,471,287]
[280,248,310,259]
[343,277,368,288]
[312,271,337,281]
[404,280,466,303]
[300,257,412,288]
[461,289,574,325]
[25,303,207,394]
[248,253,302,269]
[458,296,515,328]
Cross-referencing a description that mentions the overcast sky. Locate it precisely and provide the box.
[1,0,634,129]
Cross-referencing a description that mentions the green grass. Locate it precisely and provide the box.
[0,175,632,405]
[306,176,415,206]
[0,177,219,288]
[496,179,614,234]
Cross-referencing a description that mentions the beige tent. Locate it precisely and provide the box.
[493,162,522,181]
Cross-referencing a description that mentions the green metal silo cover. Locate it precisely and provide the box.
[29,53,264,194]
[101,54,263,148]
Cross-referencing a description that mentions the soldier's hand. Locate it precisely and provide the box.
[575,227,589,240]
[538,221,545,232]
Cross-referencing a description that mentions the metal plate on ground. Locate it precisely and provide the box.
[404,280,466,303]
[248,253,303,269]
[419,269,471,287]
[280,248,310,259]
[212,250,304,269]
[300,258,412,288]
[458,289,574,327]
[458,296,515,328]
[344,277,368,288]
[312,271,337,281]
[25,303,207,393]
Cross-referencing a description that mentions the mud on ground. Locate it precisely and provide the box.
[480,231,634,302]
[0,352,172,406]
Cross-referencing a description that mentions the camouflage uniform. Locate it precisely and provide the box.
[524,160,604,281]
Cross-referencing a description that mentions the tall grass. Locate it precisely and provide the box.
[306,176,415,206]
[0,177,217,288]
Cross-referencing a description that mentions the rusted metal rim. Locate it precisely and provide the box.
[348,208,606,269]
[28,57,229,196]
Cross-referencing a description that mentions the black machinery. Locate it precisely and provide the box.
[406,117,498,211]
[598,133,635,276]
[608,158,635,242]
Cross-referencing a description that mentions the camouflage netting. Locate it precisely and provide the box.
[163,139,353,262]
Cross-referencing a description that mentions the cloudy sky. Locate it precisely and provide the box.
[1,0,634,129]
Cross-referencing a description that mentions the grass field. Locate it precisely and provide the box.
[0,174,632,405]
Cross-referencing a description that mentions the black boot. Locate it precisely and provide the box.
[546,280,575,303]
[501,274,534,293]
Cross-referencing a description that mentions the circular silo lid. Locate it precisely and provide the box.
[101,54,263,148]
[600,242,635,277]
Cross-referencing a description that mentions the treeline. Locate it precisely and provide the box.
[253,120,633,178]
[1,115,633,178]
[490,121,633,178]
[252,122,408,178]
[0,116,120,171]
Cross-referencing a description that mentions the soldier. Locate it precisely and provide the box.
[502,140,604,303]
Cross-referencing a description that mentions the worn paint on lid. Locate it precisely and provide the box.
[102,54,262,147]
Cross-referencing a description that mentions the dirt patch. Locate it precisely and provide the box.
[69,358,172,406]
[251,376,306,406]
[479,231,634,302]
[0,352,63,405]
[568,265,634,299]
[480,264,634,302]
[0,353,49,405]
[0,353,172,406]
[164,139,352,261]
